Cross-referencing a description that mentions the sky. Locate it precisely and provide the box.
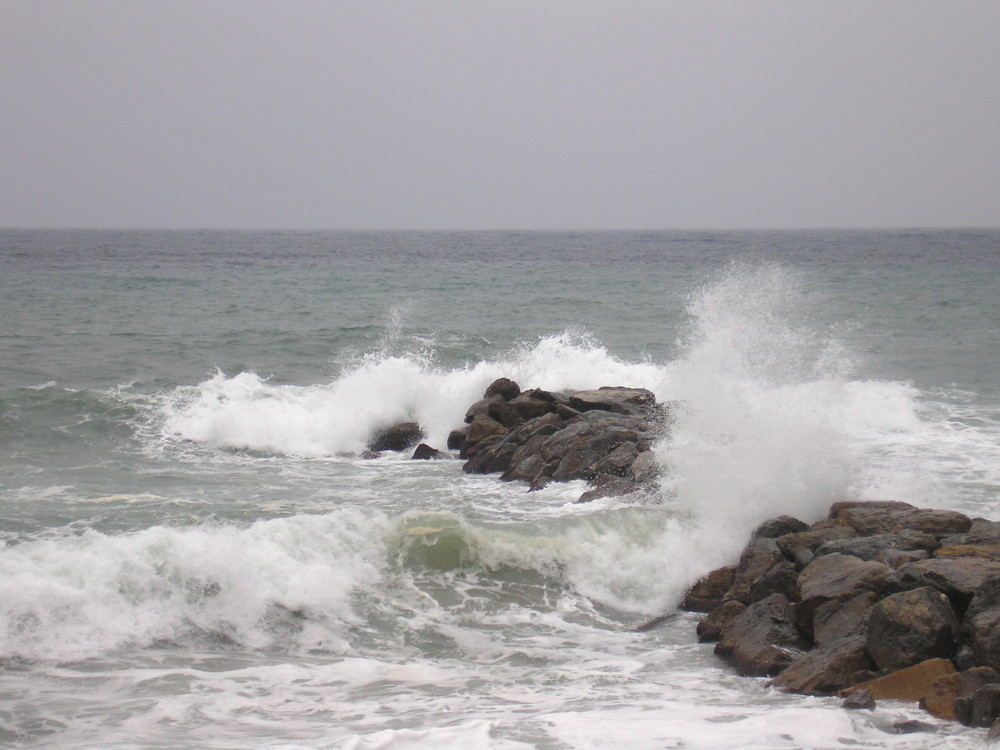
[2,1,999,230]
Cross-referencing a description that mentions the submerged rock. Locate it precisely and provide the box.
[368,421,424,452]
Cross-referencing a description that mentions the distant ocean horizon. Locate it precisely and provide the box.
[2,228,998,747]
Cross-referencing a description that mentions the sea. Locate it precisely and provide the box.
[1,228,998,749]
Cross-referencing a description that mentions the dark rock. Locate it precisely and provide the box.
[411,443,445,460]
[508,393,555,422]
[957,684,1000,728]
[886,557,1000,615]
[828,504,970,539]
[827,501,918,535]
[682,565,737,613]
[936,544,1000,561]
[880,548,930,568]
[812,591,877,646]
[696,599,747,642]
[368,422,424,452]
[714,594,809,676]
[920,666,999,721]
[359,450,382,459]
[795,553,892,641]
[989,718,1000,742]
[460,415,507,459]
[842,688,876,710]
[575,477,639,503]
[483,377,521,400]
[752,515,810,540]
[446,428,467,451]
[630,451,658,483]
[592,441,640,478]
[725,538,785,605]
[776,526,855,569]
[568,387,655,415]
[464,395,504,424]
[748,561,799,604]
[865,587,959,672]
[889,719,937,734]
[770,635,874,695]
[813,530,939,562]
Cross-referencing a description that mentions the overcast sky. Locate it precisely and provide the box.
[2,1,999,230]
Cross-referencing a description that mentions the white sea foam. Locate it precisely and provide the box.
[0,508,388,661]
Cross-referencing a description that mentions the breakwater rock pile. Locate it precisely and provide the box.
[366,378,669,503]
[683,500,1000,732]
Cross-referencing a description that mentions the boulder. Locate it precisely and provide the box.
[460,415,507,460]
[446,427,467,451]
[568,386,655,415]
[795,553,892,641]
[845,658,956,702]
[770,635,874,695]
[813,530,939,562]
[682,565,737,613]
[483,377,521,400]
[748,561,799,605]
[368,422,424,452]
[725,538,785,605]
[696,599,746,643]
[812,591,878,646]
[714,594,809,676]
[886,557,1000,615]
[411,443,445,460]
[920,666,999,721]
[751,515,810,540]
[865,587,959,671]
[955,684,1000,728]
[842,689,876,710]
[776,526,855,569]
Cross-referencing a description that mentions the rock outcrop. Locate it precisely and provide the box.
[452,379,669,502]
[682,500,1000,731]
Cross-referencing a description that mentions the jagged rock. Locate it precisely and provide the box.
[682,565,737,613]
[508,393,554,422]
[795,553,892,641]
[776,526,855,569]
[842,688,876,710]
[813,591,877,646]
[752,515,810,540]
[725,538,785,604]
[814,530,939,562]
[714,594,809,676]
[575,477,640,504]
[568,387,655,415]
[964,576,1000,671]
[483,377,521,400]
[696,599,746,642]
[955,684,1000,728]
[770,635,875,695]
[461,415,508,460]
[865,587,959,671]
[411,443,445,460]
[827,501,918,535]
[368,422,424,452]
[447,428,467,451]
[630,450,658,483]
[886,557,1000,615]
[845,658,956,702]
[920,666,999,721]
[748,561,799,604]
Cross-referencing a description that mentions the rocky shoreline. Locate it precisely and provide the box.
[682,500,1000,736]
[366,379,1000,736]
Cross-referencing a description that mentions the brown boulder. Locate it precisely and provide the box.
[812,591,878,646]
[920,666,999,721]
[769,635,874,696]
[714,594,809,677]
[696,599,746,643]
[865,587,959,671]
[845,658,956,702]
[887,557,1000,614]
[483,377,521,400]
[681,565,736,613]
[725,538,785,604]
[368,421,424,452]
[795,553,892,641]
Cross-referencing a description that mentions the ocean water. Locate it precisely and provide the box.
[1,228,998,748]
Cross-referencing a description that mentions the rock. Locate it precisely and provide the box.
[446,428,467,451]
[714,594,809,676]
[483,377,521,400]
[464,395,504,424]
[889,719,937,734]
[568,387,655,415]
[725,538,785,604]
[956,684,1000,728]
[682,566,737,613]
[630,450,658,483]
[368,422,424,452]
[776,526,855,569]
[920,666,999,721]
[460,415,507,459]
[508,393,554,422]
[813,530,939,562]
[411,443,445,460]
[770,635,874,695]
[696,599,746,643]
[827,501,918,535]
[748,561,799,604]
[937,544,1000,561]
[812,591,877,646]
[865,587,959,671]
[845,658,956,702]
[575,477,639,503]
[887,557,1000,615]
[989,718,1000,742]
[592,441,640,478]
[752,515,810,540]
[842,688,876,710]
[795,553,893,641]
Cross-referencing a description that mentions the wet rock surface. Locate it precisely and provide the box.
[681,500,1000,730]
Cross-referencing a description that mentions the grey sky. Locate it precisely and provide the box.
[2,1,999,230]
